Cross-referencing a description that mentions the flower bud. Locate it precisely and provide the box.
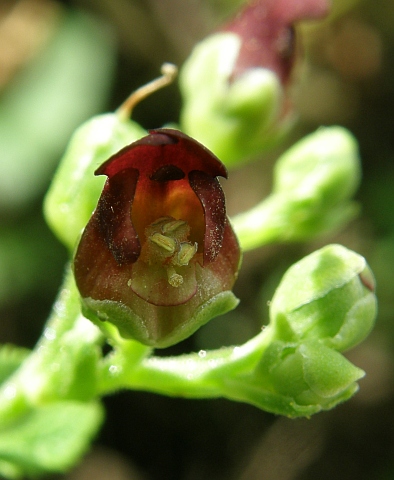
[270,244,377,352]
[179,0,329,167]
[73,129,241,348]
[273,126,361,238]
[233,127,362,250]
[44,114,146,250]
[258,340,365,410]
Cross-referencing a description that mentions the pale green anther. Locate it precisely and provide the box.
[177,242,198,266]
[150,216,173,227]
[150,233,176,253]
[162,219,187,234]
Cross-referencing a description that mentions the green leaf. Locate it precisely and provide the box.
[0,401,103,478]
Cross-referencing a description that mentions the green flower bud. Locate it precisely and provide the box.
[272,126,361,237]
[44,64,178,251]
[180,33,288,167]
[270,244,377,351]
[233,127,361,250]
[258,340,365,409]
[44,114,146,251]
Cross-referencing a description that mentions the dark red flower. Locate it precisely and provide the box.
[223,0,329,83]
[74,129,241,348]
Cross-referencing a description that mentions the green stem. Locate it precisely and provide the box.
[98,326,275,401]
[0,267,100,426]
[232,194,289,251]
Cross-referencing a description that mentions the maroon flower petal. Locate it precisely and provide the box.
[189,170,226,264]
[96,129,228,180]
[96,168,140,265]
[150,164,185,182]
[74,129,242,347]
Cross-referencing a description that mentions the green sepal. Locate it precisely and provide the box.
[233,127,362,250]
[82,290,239,349]
[257,339,364,410]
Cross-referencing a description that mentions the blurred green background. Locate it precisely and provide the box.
[1,0,394,479]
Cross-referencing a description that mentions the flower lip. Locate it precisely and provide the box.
[95,128,228,180]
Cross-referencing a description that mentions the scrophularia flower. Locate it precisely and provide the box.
[74,129,241,348]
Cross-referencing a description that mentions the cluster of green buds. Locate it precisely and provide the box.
[41,0,375,406]
[256,244,376,413]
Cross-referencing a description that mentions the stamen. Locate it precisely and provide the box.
[150,233,176,253]
[162,219,187,234]
[178,242,198,266]
[142,217,198,286]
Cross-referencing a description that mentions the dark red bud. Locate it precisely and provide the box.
[223,0,330,83]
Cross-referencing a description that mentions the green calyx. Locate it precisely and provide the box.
[82,290,239,349]
[179,33,292,167]
[233,126,362,251]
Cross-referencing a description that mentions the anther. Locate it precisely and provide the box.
[177,242,198,266]
[162,219,187,234]
[150,233,176,253]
